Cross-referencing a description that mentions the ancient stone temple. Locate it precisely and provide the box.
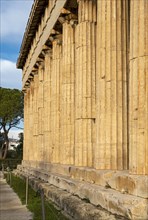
[16,0,148,219]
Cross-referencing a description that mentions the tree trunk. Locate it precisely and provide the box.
[0,129,9,159]
[0,141,9,159]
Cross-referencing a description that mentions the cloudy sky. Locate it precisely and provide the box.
[0,0,33,138]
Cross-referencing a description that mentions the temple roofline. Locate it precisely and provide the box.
[17,0,77,69]
[17,0,48,69]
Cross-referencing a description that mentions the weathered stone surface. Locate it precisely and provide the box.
[95,0,128,170]
[108,172,148,199]
[129,0,148,175]
[15,166,148,219]
[20,162,148,199]
[16,0,148,219]
[60,21,75,165]
[75,0,96,167]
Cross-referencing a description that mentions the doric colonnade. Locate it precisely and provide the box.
[18,0,147,176]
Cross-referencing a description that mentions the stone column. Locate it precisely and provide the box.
[95,0,128,170]
[75,0,96,167]
[129,0,148,175]
[60,22,75,165]
[29,81,34,161]
[23,93,28,161]
[44,51,52,163]
[26,89,30,161]
[37,64,44,162]
[51,39,62,163]
[43,58,48,163]
[33,74,38,162]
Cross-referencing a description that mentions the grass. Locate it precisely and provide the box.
[5,173,68,220]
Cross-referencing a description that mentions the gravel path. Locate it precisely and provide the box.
[0,171,33,220]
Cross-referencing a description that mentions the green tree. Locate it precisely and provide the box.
[16,132,23,159]
[0,88,23,159]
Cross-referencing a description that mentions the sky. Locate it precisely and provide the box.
[0,0,33,139]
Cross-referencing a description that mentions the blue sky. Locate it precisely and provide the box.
[0,0,33,138]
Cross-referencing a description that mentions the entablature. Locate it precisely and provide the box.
[19,0,78,91]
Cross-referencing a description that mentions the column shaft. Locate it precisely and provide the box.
[38,65,44,161]
[129,0,148,174]
[75,0,96,167]
[44,52,52,163]
[60,22,75,165]
[23,94,28,160]
[95,0,128,170]
[27,89,30,161]
[51,40,62,163]
[33,75,38,162]
[29,81,34,161]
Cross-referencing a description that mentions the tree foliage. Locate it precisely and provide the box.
[0,87,24,159]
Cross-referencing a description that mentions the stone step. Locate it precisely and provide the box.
[17,163,148,199]
[14,170,125,220]
[15,166,148,220]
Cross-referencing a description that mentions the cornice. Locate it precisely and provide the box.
[17,0,49,69]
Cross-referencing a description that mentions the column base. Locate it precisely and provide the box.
[15,161,148,219]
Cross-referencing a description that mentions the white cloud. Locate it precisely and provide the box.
[1,1,33,43]
[0,59,22,89]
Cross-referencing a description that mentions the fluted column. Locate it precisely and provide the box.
[43,58,48,163]
[129,0,148,174]
[60,22,75,165]
[26,89,30,161]
[33,79,38,166]
[29,81,34,161]
[23,93,28,160]
[44,51,52,163]
[95,0,128,170]
[51,39,62,163]
[32,74,38,162]
[75,0,96,167]
[37,64,44,162]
